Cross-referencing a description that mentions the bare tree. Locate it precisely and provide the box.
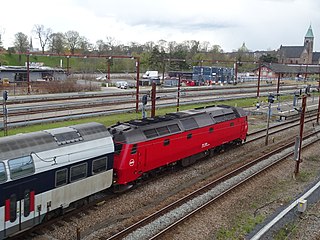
[14,32,29,63]
[33,24,52,54]
[65,30,80,55]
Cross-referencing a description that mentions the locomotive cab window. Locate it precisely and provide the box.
[0,162,6,182]
[70,163,87,182]
[131,144,138,154]
[55,168,68,187]
[92,157,108,174]
[8,155,35,179]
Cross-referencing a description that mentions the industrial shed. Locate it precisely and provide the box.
[0,65,67,82]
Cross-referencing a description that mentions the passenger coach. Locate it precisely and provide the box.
[0,122,114,239]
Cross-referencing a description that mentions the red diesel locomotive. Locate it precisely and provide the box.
[109,105,248,188]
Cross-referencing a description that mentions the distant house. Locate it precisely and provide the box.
[278,25,320,64]
[0,65,67,82]
[253,63,320,79]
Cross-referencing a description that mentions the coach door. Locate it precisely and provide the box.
[4,184,35,236]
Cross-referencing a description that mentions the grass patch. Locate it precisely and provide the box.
[273,222,297,240]
[305,155,320,162]
[216,213,265,239]
[296,171,313,183]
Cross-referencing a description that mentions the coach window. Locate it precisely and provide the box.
[70,163,87,182]
[0,162,6,182]
[10,194,17,222]
[164,139,170,146]
[131,144,138,154]
[8,155,35,179]
[55,169,68,187]
[24,190,31,217]
[209,127,214,133]
[92,158,107,174]
[187,133,192,139]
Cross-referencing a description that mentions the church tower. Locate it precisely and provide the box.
[304,25,314,64]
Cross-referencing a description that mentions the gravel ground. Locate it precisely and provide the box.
[32,115,320,240]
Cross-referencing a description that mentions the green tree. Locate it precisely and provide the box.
[49,32,66,54]
[14,32,29,63]
[259,53,278,63]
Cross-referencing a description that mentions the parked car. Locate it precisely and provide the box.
[116,81,128,89]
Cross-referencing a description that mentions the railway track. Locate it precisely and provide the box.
[1,84,300,120]
[6,111,318,240]
[13,115,313,239]
[105,130,320,240]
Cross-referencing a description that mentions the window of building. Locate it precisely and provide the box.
[55,169,68,187]
[70,163,87,182]
[92,158,107,174]
[8,156,34,179]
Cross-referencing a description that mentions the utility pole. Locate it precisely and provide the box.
[151,82,156,118]
[177,75,181,112]
[257,63,261,98]
[27,53,31,95]
[135,57,140,113]
[317,78,320,124]
[294,95,307,176]
[2,91,8,136]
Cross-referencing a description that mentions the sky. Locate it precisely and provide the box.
[1,0,320,52]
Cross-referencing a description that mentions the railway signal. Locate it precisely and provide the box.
[265,94,275,145]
